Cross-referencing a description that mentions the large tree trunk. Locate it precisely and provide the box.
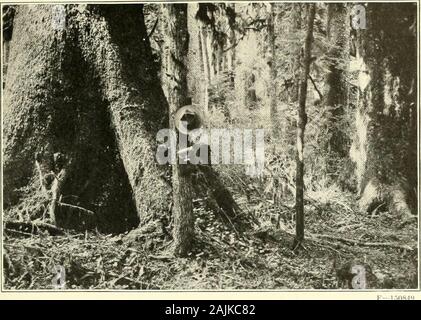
[294,4,316,247]
[3,4,170,234]
[162,4,194,256]
[350,3,417,217]
[4,4,253,243]
[75,5,173,231]
[323,3,349,158]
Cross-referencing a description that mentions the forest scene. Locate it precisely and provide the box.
[1,2,418,290]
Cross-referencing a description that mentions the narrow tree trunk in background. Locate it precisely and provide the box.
[245,73,257,110]
[2,40,10,88]
[226,3,236,86]
[268,3,279,138]
[351,3,417,216]
[216,41,223,77]
[164,5,252,235]
[187,3,203,106]
[163,4,194,257]
[207,29,215,83]
[294,4,316,247]
[290,3,302,103]
[199,24,210,111]
[324,3,349,158]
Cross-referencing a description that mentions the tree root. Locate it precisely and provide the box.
[4,220,65,236]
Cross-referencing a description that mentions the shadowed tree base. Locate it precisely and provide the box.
[4,4,253,243]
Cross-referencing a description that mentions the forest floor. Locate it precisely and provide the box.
[3,187,418,290]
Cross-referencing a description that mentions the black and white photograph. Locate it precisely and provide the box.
[1,0,419,293]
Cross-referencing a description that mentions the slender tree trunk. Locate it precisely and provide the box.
[207,29,216,83]
[226,3,236,86]
[187,3,203,106]
[161,4,253,236]
[163,4,194,257]
[215,41,222,77]
[294,4,316,247]
[268,3,278,138]
[350,3,417,216]
[199,24,210,111]
[245,73,257,110]
[290,3,302,103]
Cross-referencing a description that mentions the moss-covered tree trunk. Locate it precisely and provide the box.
[162,4,194,256]
[323,3,349,158]
[3,4,170,234]
[78,5,173,228]
[351,3,417,216]
[268,3,279,138]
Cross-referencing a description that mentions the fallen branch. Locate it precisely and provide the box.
[4,229,35,238]
[309,74,323,100]
[108,271,159,289]
[4,220,65,236]
[148,17,159,38]
[148,255,173,261]
[311,234,414,251]
[4,242,46,255]
[58,202,94,216]
[305,236,353,258]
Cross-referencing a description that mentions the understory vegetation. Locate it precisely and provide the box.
[4,189,417,289]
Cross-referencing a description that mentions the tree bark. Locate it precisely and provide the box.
[208,30,216,83]
[294,4,316,247]
[76,5,173,230]
[187,3,203,107]
[3,5,145,233]
[351,3,417,217]
[245,73,257,110]
[226,3,236,81]
[323,3,350,158]
[268,3,278,138]
[162,4,194,257]
[199,24,210,112]
[290,3,302,103]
